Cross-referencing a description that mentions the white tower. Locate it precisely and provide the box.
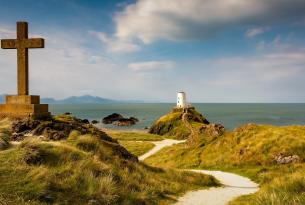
[177,91,187,108]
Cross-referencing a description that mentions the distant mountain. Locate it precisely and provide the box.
[41,95,118,104]
[0,94,146,104]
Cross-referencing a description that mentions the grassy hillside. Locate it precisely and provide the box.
[149,108,209,139]
[108,130,164,141]
[0,117,218,205]
[119,141,155,156]
[145,124,305,205]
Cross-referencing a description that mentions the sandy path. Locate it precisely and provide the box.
[139,139,259,205]
[138,139,185,161]
[176,170,258,205]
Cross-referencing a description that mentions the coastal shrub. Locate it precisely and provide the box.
[67,130,81,141]
[0,132,9,150]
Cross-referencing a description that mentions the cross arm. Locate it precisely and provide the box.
[25,38,44,48]
[1,39,17,49]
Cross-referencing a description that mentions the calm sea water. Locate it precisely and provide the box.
[49,103,305,131]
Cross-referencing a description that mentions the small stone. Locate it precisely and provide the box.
[91,120,99,124]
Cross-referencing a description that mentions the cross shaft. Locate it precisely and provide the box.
[1,22,44,95]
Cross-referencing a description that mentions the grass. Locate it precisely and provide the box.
[144,124,305,205]
[0,117,219,205]
[119,141,155,156]
[0,118,11,150]
[107,130,164,141]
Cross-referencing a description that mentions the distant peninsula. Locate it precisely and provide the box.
[0,94,144,104]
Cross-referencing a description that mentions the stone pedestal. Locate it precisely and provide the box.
[0,95,50,118]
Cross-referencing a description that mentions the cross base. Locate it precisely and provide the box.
[0,95,50,119]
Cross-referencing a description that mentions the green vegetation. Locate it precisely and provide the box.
[108,130,164,141]
[149,108,209,139]
[145,124,305,205]
[0,118,11,150]
[0,116,219,205]
[119,141,155,156]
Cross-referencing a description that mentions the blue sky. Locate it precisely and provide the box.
[0,0,305,102]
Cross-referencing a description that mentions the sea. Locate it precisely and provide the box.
[49,103,305,131]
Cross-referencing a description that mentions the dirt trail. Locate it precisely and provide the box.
[138,139,185,161]
[139,139,259,205]
[181,112,200,145]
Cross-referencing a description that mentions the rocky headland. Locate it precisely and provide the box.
[149,107,224,143]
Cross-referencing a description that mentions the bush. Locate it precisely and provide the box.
[0,133,9,150]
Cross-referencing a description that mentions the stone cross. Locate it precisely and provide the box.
[1,22,44,95]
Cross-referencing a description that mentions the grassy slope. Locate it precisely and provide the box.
[0,118,218,205]
[108,130,164,141]
[119,141,155,156]
[145,124,305,205]
[0,118,11,150]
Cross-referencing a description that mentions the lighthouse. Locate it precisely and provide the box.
[177,91,187,108]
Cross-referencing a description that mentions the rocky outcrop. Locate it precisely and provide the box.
[8,114,138,162]
[199,124,225,138]
[274,154,301,164]
[102,113,123,124]
[11,115,115,142]
[113,118,138,126]
[102,113,139,126]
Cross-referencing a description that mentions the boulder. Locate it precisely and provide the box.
[274,154,301,164]
[102,113,139,126]
[91,120,99,124]
[102,113,123,124]
[81,119,90,124]
[113,118,136,126]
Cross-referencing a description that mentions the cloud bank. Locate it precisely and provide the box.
[128,61,175,71]
[112,0,305,44]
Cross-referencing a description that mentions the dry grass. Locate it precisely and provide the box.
[107,130,164,141]
[119,140,155,156]
[0,132,218,205]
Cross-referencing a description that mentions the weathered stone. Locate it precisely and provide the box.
[200,123,225,138]
[274,153,301,164]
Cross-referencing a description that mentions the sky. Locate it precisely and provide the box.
[0,0,305,102]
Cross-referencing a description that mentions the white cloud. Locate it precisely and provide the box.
[178,44,305,102]
[111,0,305,44]
[245,27,267,37]
[90,31,140,53]
[0,26,15,38]
[128,61,175,71]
